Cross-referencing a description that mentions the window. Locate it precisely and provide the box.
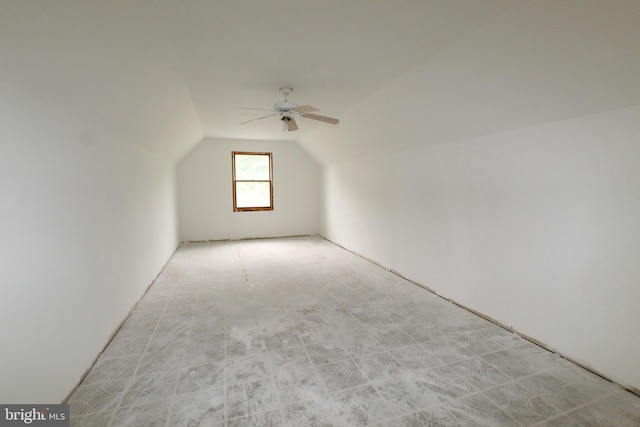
[232,151,273,211]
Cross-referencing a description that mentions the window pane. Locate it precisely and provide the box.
[235,155,270,180]
[235,182,271,208]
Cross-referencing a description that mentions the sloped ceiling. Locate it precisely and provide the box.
[298,0,640,164]
[1,0,202,160]
[2,1,640,162]
[164,0,515,143]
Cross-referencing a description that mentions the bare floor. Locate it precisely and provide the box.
[68,236,640,426]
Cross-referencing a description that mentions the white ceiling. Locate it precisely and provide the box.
[298,0,640,164]
[2,1,640,161]
[163,0,515,141]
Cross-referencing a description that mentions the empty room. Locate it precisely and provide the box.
[1,1,640,426]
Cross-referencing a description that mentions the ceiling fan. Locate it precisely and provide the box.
[240,87,340,132]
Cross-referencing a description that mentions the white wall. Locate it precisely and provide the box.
[0,84,180,402]
[300,0,640,392]
[318,105,640,390]
[177,138,320,241]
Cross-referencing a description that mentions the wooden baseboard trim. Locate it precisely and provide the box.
[320,235,640,398]
[62,243,180,403]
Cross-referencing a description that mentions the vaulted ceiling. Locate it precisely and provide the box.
[2,1,640,162]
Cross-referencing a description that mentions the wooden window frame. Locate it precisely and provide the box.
[232,151,274,212]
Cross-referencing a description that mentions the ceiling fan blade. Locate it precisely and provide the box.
[239,113,277,125]
[292,105,320,113]
[301,113,340,125]
[287,117,299,131]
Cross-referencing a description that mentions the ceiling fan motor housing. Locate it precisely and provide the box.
[274,100,297,111]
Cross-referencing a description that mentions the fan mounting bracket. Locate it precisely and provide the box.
[279,87,293,98]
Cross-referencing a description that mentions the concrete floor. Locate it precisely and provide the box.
[68,236,640,426]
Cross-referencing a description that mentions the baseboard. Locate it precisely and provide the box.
[320,235,640,398]
[61,243,180,404]
[181,233,315,244]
